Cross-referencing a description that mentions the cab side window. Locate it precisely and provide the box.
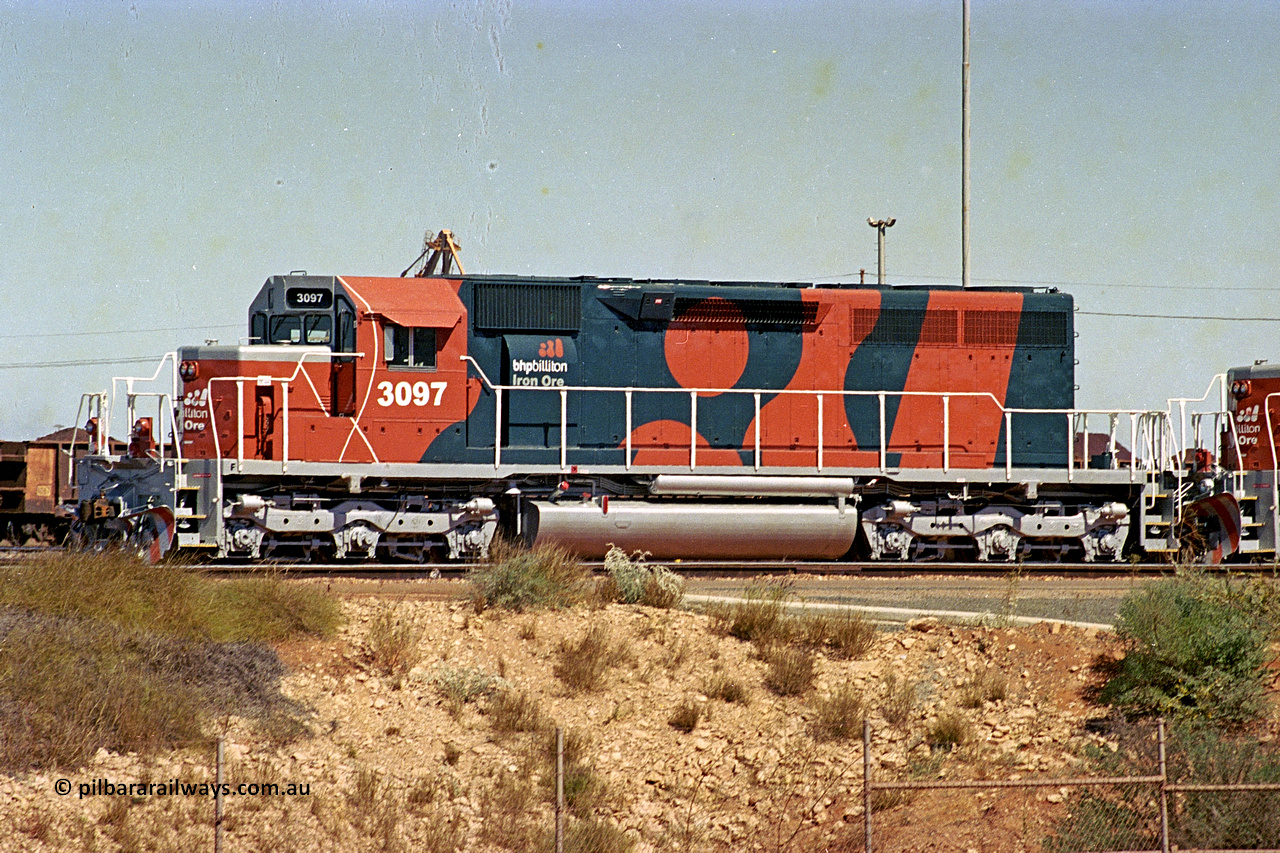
[384,325,436,370]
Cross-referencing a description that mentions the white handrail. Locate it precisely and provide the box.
[465,378,1169,475]
[204,350,356,472]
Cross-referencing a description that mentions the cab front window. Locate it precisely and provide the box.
[304,314,332,344]
[266,314,331,345]
[268,315,302,344]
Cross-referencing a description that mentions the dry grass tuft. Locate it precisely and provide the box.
[468,539,592,612]
[763,646,816,697]
[667,700,702,734]
[810,682,866,742]
[488,688,547,735]
[880,672,918,727]
[927,712,972,752]
[0,552,334,771]
[554,625,627,693]
[704,673,750,705]
[958,668,1009,708]
[364,605,424,685]
[565,816,636,853]
[801,610,877,659]
[711,581,792,649]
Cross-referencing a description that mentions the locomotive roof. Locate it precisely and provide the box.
[261,271,1058,295]
[450,273,1058,294]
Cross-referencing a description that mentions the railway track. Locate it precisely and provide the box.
[3,546,1272,580]
[149,559,1229,582]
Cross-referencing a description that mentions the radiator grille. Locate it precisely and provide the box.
[473,283,581,332]
[672,297,820,328]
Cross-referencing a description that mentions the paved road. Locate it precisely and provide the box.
[313,571,1146,629]
[684,573,1146,629]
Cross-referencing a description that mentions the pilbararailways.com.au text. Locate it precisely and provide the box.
[55,778,311,799]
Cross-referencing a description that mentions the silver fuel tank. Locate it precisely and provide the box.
[522,499,857,560]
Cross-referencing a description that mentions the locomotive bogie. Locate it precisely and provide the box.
[860,498,1129,562]
[220,493,497,562]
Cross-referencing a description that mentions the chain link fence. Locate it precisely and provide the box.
[861,719,1280,853]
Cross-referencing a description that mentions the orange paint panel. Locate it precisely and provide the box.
[333,276,472,464]
[664,298,749,396]
[745,290,881,465]
[888,292,1022,468]
[625,419,744,468]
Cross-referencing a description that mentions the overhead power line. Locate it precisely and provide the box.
[1077,310,1280,322]
[820,270,1277,293]
[0,356,166,370]
[0,323,241,341]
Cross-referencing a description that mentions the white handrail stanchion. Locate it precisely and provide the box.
[754,393,762,470]
[878,392,887,472]
[560,389,568,471]
[494,387,503,469]
[1005,411,1013,479]
[689,391,698,470]
[282,381,290,474]
[236,379,245,473]
[943,396,950,473]
[1066,412,1074,482]
[817,394,824,472]
[625,389,633,470]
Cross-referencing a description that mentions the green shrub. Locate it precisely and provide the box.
[1047,720,1280,852]
[604,545,685,608]
[430,664,507,711]
[0,552,339,641]
[1099,572,1271,723]
[540,728,608,815]
[0,553,335,771]
[468,540,592,611]
[203,574,342,642]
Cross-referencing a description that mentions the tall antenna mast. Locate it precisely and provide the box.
[961,0,971,289]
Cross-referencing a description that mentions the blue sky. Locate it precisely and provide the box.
[2,0,1277,439]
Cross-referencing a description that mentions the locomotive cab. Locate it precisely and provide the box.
[179,273,471,466]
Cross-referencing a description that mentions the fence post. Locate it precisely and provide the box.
[863,718,873,853]
[1157,718,1170,853]
[555,727,564,853]
[215,736,225,853]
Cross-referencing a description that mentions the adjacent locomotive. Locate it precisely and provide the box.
[72,232,1206,564]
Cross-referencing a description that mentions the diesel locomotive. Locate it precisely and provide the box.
[70,232,1253,564]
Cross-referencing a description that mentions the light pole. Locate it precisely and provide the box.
[868,217,895,285]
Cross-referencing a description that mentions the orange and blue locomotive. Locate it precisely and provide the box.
[74,233,1177,564]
